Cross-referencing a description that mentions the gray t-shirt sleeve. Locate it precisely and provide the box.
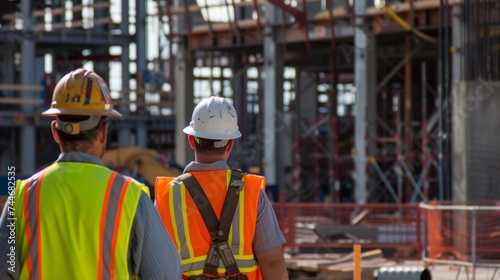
[131,192,182,279]
[253,190,286,253]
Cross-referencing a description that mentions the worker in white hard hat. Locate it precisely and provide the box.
[0,68,181,279]
[155,96,288,280]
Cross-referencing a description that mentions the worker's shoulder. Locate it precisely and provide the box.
[116,172,144,186]
[239,172,266,192]
[155,176,177,187]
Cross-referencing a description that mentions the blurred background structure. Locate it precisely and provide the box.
[2,1,500,276]
[3,0,500,204]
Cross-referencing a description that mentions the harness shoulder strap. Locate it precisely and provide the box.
[180,170,245,278]
[179,173,219,235]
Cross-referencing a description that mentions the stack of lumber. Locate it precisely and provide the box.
[286,249,397,280]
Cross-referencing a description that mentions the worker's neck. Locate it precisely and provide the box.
[61,146,104,159]
[194,154,226,164]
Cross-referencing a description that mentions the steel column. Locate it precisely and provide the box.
[354,0,376,204]
[118,25,132,147]
[452,5,464,82]
[263,3,284,195]
[21,0,36,175]
[174,45,194,166]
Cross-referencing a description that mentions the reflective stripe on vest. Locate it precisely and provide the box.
[15,163,143,280]
[98,172,133,280]
[155,170,265,279]
[24,177,41,279]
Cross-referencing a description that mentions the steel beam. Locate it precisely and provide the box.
[174,42,195,166]
[20,0,36,175]
[263,4,284,198]
[354,0,376,204]
[452,5,464,82]
[118,39,132,147]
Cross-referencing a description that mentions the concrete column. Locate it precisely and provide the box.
[174,40,194,166]
[452,5,464,82]
[263,4,284,196]
[21,0,36,175]
[354,0,377,203]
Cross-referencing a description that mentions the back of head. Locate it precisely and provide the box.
[183,96,241,152]
[42,68,122,152]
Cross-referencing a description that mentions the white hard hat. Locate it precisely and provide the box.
[183,96,242,140]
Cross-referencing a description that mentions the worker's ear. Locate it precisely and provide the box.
[51,120,61,144]
[188,135,196,149]
[226,139,234,153]
[98,121,108,145]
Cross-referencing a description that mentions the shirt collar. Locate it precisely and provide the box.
[56,152,104,166]
[183,160,229,173]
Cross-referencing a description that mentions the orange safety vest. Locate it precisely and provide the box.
[155,170,265,280]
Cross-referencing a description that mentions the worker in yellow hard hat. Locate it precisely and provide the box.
[0,68,181,279]
[155,96,288,280]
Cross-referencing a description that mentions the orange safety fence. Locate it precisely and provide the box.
[272,201,500,265]
[272,202,422,258]
[420,201,500,267]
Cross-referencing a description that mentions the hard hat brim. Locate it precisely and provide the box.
[183,126,242,140]
[42,108,123,118]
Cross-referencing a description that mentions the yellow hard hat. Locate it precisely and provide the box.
[42,68,122,118]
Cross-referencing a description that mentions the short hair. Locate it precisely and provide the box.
[193,137,228,155]
[56,115,107,152]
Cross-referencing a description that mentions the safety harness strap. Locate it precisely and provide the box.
[180,170,245,279]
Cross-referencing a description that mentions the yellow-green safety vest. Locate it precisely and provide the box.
[14,161,147,280]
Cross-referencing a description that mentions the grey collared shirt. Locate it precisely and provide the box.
[182,160,286,253]
[0,152,181,279]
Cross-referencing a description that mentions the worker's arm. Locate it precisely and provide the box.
[130,192,182,279]
[253,190,288,280]
[0,198,19,279]
[255,246,288,280]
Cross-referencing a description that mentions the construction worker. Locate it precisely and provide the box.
[155,96,288,280]
[0,69,181,279]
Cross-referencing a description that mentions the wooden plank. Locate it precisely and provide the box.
[366,0,462,15]
[191,19,266,34]
[317,249,383,268]
[313,6,350,20]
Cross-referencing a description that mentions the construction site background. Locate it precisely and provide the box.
[1,0,500,278]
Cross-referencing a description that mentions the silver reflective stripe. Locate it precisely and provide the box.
[183,258,258,272]
[27,177,41,280]
[101,173,126,280]
[231,187,241,254]
[173,181,191,259]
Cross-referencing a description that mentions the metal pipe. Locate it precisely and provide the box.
[421,62,429,200]
[370,158,399,203]
[398,156,425,202]
[327,0,338,202]
[471,209,477,280]
[404,35,412,201]
[438,0,444,201]
[376,42,425,94]
[444,0,451,200]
